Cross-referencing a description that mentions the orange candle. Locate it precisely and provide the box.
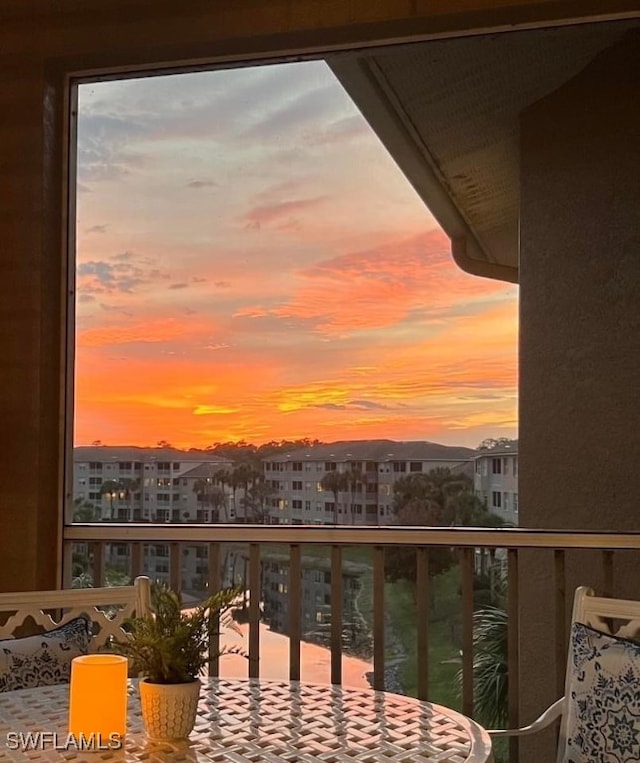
[68,654,128,752]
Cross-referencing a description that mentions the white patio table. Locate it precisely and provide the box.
[0,678,492,763]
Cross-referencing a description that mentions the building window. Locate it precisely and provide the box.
[503,458,509,475]
[392,462,407,473]
[292,480,303,491]
[492,491,502,508]
[89,462,102,470]
[118,461,132,470]
[324,462,337,471]
[409,462,422,472]
[324,502,335,513]
[173,462,180,470]
[304,500,311,510]
[292,500,303,509]
[292,462,303,471]
[492,458,502,474]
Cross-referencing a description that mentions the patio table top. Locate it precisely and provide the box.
[0,678,492,762]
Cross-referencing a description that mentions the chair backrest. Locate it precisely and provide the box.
[556,586,640,763]
[0,576,152,650]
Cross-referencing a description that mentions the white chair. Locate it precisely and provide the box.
[0,575,152,650]
[490,586,640,762]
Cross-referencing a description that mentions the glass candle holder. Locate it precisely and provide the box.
[68,654,128,752]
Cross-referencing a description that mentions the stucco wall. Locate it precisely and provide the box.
[518,31,640,762]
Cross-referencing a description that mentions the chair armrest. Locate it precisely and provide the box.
[488,696,564,738]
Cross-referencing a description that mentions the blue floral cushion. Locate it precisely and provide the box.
[0,617,91,692]
[564,621,640,763]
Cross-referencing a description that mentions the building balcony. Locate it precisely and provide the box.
[64,521,638,762]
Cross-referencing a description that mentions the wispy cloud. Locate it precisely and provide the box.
[77,257,171,295]
[243,197,327,230]
[186,179,217,189]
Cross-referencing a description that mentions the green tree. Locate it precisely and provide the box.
[476,437,517,452]
[385,499,455,583]
[72,498,100,522]
[386,469,503,584]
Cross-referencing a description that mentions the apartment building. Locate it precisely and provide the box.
[261,555,370,655]
[73,446,235,522]
[73,446,237,589]
[262,440,474,526]
[474,442,519,525]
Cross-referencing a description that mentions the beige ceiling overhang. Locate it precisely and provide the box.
[329,20,638,284]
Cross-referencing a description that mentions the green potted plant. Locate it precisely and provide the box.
[114,582,244,741]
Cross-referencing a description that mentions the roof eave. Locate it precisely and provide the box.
[329,55,519,285]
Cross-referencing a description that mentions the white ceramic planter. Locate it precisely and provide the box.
[138,679,201,741]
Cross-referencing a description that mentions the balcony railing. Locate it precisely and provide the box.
[64,523,640,761]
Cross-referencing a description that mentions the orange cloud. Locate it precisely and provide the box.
[77,317,218,348]
[254,229,511,335]
[75,292,517,449]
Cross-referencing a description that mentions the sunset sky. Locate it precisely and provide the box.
[75,60,518,449]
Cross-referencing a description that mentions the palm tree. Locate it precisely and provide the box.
[225,470,240,520]
[193,474,229,522]
[463,605,508,728]
[207,486,227,522]
[100,479,123,520]
[320,469,348,524]
[213,468,232,522]
[241,476,276,523]
[193,477,211,513]
[119,477,140,521]
[345,464,365,525]
[231,463,259,521]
